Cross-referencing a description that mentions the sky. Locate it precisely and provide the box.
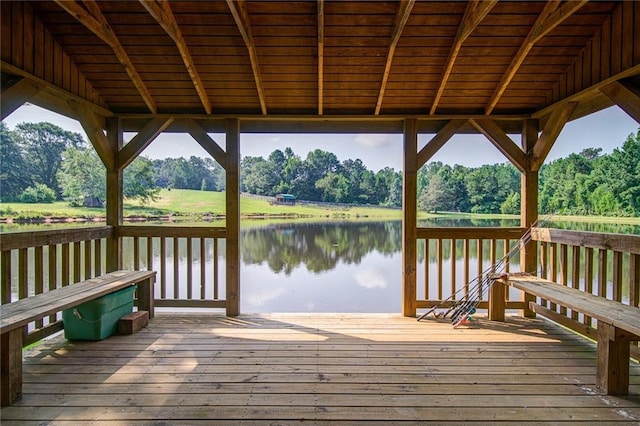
[3,103,638,172]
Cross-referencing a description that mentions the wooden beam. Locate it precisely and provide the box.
[181,118,227,166]
[317,0,324,116]
[139,0,211,114]
[402,118,418,317]
[469,118,526,173]
[105,118,123,272]
[417,119,467,168]
[55,0,157,114]
[1,77,43,121]
[531,102,577,171]
[225,118,241,316]
[118,117,174,170]
[430,0,497,115]
[226,0,267,115]
[600,80,640,125]
[68,100,115,169]
[520,119,538,318]
[375,0,415,115]
[485,0,587,115]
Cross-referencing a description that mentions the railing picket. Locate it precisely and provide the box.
[187,237,193,300]
[597,249,607,298]
[84,239,91,279]
[73,241,81,284]
[549,244,558,311]
[436,239,443,300]
[160,237,167,299]
[213,238,219,300]
[173,237,180,299]
[539,242,549,308]
[200,238,206,300]
[571,245,580,321]
[584,247,594,327]
[631,254,640,308]
[612,251,623,302]
[146,237,153,272]
[450,239,456,299]
[559,244,568,316]
[1,250,12,304]
[48,244,57,324]
[463,239,469,299]
[133,236,140,271]
[61,243,70,288]
[94,239,102,276]
[18,248,28,300]
[424,239,430,300]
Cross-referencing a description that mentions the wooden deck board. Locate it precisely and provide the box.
[2,313,639,424]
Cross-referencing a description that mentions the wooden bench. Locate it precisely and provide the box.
[0,269,156,406]
[489,273,639,395]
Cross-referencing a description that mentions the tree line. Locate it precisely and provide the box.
[1,121,638,217]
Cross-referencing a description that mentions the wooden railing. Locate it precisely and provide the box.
[416,227,527,310]
[117,226,227,309]
[0,226,113,343]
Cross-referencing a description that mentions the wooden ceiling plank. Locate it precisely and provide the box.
[118,117,174,170]
[226,0,267,115]
[417,119,467,168]
[469,118,526,172]
[430,0,497,115]
[1,77,43,121]
[600,80,640,125]
[318,0,324,116]
[68,99,115,169]
[375,0,415,115]
[139,0,212,114]
[484,0,588,115]
[531,101,577,171]
[181,118,227,166]
[54,0,157,114]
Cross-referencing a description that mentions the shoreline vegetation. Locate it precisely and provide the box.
[1,188,639,227]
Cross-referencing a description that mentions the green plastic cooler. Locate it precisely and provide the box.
[62,285,135,340]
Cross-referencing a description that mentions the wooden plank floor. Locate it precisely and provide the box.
[2,313,639,425]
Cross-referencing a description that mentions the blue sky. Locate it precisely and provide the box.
[4,104,637,172]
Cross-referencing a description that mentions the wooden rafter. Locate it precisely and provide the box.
[181,118,227,167]
[139,0,211,114]
[600,80,640,125]
[375,0,415,115]
[54,0,157,114]
[118,117,174,170]
[226,0,267,115]
[69,100,115,170]
[417,119,467,168]
[430,0,497,115]
[469,118,526,173]
[1,77,42,121]
[484,0,588,115]
[531,102,577,171]
[318,0,324,116]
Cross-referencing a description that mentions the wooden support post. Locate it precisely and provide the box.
[402,118,417,317]
[0,329,23,406]
[521,119,538,318]
[596,322,631,395]
[225,118,240,316]
[136,276,155,319]
[488,280,506,321]
[106,117,123,272]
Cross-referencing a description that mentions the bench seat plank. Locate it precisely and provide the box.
[501,274,640,337]
[0,270,156,335]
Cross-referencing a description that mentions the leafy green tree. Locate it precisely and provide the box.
[14,122,84,198]
[19,183,57,203]
[123,157,160,205]
[0,123,31,200]
[57,147,105,206]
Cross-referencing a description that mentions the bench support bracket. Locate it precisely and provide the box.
[596,322,635,395]
[1,328,23,406]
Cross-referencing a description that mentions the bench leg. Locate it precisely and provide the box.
[488,281,506,321]
[596,322,630,395]
[136,277,155,319]
[1,329,23,406]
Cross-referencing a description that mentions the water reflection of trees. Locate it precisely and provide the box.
[241,221,402,275]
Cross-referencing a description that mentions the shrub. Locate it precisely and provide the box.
[19,184,57,203]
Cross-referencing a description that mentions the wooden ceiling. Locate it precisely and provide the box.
[1,1,639,127]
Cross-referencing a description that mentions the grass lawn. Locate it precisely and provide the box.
[1,189,403,221]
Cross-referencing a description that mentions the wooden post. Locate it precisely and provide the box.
[596,322,631,395]
[0,329,23,406]
[488,280,506,321]
[521,119,538,318]
[225,118,240,316]
[402,118,418,317]
[105,117,123,272]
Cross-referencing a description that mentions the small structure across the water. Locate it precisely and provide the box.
[275,194,296,205]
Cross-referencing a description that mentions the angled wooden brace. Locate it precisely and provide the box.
[1,77,43,121]
[417,119,467,168]
[181,119,227,168]
[531,102,577,171]
[118,117,175,170]
[600,80,640,125]
[469,119,526,173]
[69,100,115,170]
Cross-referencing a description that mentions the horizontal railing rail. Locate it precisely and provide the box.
[118,226,227,309]
[0,226,113,344]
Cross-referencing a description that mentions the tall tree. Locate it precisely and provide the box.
[0,123,31,200]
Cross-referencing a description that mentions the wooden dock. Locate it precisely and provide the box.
[1,313,639,424]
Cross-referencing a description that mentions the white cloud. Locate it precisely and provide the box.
[355,134,391,148]
[355,269,388,289]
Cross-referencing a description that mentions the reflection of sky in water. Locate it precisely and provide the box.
[242,251,401,313]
